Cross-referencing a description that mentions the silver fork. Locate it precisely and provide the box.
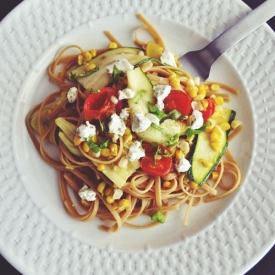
[179,0,275,81]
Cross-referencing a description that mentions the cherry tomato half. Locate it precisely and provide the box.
[140,156,172,177]
[84,87,122,121]
[163,90,192,116]
[201,98,215,122]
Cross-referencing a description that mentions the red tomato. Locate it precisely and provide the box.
[84,87,122,121]
[141,144,172,176]
[140,156,172,177]
[201,98,215,122]
[163,90,192,116]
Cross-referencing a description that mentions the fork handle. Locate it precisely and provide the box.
[205,0,275,62]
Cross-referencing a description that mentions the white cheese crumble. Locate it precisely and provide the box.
[108,113,126,136]
[145,113,160,125]
[176,158,191,173]
[160,50,177,67]
[190,110,204,129]
[118,88,135,100]
[106,59,134,75]
[67,87,78,103]
[131,113,152,133]
[113,189,123,200]
[153,85,171,110]
[76,121,96,141]
[119,108,130,120]
[127,141,145,161]
[78,185,96,201]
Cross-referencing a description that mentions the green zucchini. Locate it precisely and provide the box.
[186,108,236,185]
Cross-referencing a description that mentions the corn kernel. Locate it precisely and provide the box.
[82,51,92,63]
[185,85,198,98]
[104,187,113,197]
[210,84,220,92]
[163,181,172,188]
[211,171,219,180]
[124,128,131,135]
[201,99,209,110]
[118,199,130,211]
[175,149,184,160]
[186,78,195,86]
[214,96,224,106]
[91,134,97,143]
[101,148,111,157]
[97,182,106,194]
[199,159,212,167]
[84,63,97,72]
[193,77,200,86]
[74,134,82,145]
[110,143,118,156]
[97,164,105,171]
[170,76,180,88]
[219,122,231,131]
[106,196,115,204]
[89,49,97,57]
[210,132,222,143]
[190,181,198,188]
[123,134,132,144]
[108,42,118,49]
[210,142,221,152]
[231,119,242,129]
[110,95,118,105]
[179,140,190,154]
[118,156,129,168]
[82,142,90,153]
[212,125,223,136]
[81,199,90,207]
[77,54,83,65]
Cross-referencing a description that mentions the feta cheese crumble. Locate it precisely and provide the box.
[131,113,152,133]
[118,88,135,100]
[153,85,171,110]
[78,185,96,201]
[108,113,126,136]
[160,50,177,67]
[67,87,78,103]
[119,108,130,120]
[176,158,191,173]
[127,141,145,161]
[106,59,134,75]
[113,189,123,200]
[190,110,204,129]
[76,121,96,141]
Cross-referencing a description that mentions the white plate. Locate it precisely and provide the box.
[0,0,275,274]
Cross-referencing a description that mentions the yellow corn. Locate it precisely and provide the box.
[163,181,172,188]
[175,149,184,160]
[185,85,198,98]
[91,134,97,143]
[219,122,230,131]
[200,159,212,167]
[214,96,224,106]
[108,42,118,49]
[170,76,180,88]
[77,54,83,65]
[118,156,128,168]
[118,199,130,211]
[97,182,106,194]
[231,119,242,129]
[89,49,97,57]
[110,143,118,156]
[190,181,198,188]
[197,85,206,98]
[210,132,222,143]
[201,99,209,110]
[74,134,82,145]
[104,187,113,197]
[212,125,223,136]
[82,142,90,153]
[101,148,111,157]
[123,134,132,144]
[210,84,220,92]
[210,142,221,152]
[211,171,219,180]
[124,128,131,135]
[97,164,105,171]
[82,51,92,63]
[81,199,90,208]
[106,196,115,204]
[84,63,97,72]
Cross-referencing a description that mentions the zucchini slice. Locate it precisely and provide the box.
[186,108,236,185]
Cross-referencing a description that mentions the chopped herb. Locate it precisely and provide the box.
[98,120,106,132]
[151,123,180,146]
[185,121,212,138]
[167,109,182,120]
[132,89,147,103]
[148,102,167,120]
[151,211,165,223]
[86,137,110,153]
